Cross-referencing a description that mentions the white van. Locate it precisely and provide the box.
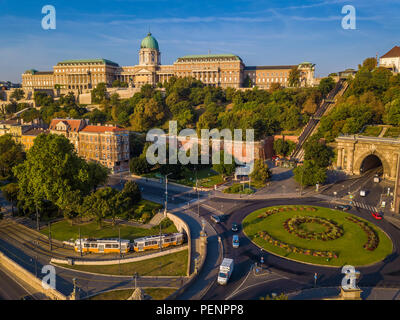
[232,235,240,248]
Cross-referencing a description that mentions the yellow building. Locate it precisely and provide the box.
[20,128,48,151]
[22,32,316,93]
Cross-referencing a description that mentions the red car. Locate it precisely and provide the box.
[371,212,383,220]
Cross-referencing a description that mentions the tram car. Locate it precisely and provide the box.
[132,233,184,252]
[74,238,131,254]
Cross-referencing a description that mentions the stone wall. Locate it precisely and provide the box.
[0,251,67,300]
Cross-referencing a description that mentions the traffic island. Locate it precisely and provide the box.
[243,205,393,267]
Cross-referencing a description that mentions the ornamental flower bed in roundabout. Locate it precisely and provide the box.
[243,205,393,266]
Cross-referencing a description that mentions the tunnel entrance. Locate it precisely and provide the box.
[360,154,383,174]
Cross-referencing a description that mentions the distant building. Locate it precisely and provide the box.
[379,46,400,73]
[20,128,49,151]
[49,118,129,172]
[22,33,316,95]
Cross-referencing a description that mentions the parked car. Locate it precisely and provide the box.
[372,212,383,220]
[232,223,239,232]
[211,215,221,224]
[360,190,367,197]
[335,205,351,211]
[232,235,240,248]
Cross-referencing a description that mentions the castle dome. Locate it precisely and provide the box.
[140,33,159,51]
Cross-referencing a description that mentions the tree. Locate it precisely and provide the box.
[212,151,236,177]
[243,75,253,88]
[13,134,100,219]
[130,157,152,175]
[250,159,271,184]
[274,138,296,157]
[87,161,109,192]
[318,77,335,96]
[80,188,118,228]
[129,98,165,132]
[288,66,301,87]
[293,160,327,186]
[121,181,142,206]
[303,136,334,168]
[360,57,377,72]
[91,83,108,104]
[0,134,25,180]
[10,89,25,101]
[1,183,19,215]
[269,82,282,92]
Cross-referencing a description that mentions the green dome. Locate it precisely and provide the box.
[141,33,159,51]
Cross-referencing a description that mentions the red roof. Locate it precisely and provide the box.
[80,125,126,133]
[49,119,86,132]
[381,46,400,59]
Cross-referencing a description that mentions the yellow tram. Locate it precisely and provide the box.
[132,233,184,252]
[73,233,185,254]
[74,238,130,254]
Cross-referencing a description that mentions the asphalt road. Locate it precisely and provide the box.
[200,197,400,300]
[0,268,33,300]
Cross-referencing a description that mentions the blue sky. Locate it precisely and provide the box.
[1,0,400,82]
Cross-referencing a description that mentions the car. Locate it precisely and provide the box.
[372,212,383,220]
[20,295,34,300]
[335,205,351,211]
[231,223,239,232]
[232,235,240,248]
[211,215,221,223]
[360,190,367,197]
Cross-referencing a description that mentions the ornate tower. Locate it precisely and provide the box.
[139,32,160,66]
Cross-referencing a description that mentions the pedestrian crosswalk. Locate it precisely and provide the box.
[351,200,378,213]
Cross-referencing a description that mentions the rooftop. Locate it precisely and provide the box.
[381,46,400,59]
[57,59,119,67]
[176,53,242,62]
[245,65,296,70]
[80,125,127,133]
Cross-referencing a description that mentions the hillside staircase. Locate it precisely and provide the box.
[290,79,349,162]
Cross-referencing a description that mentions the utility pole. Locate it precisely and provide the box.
[119,227,121,275]
[164,173,172,216]
[79,227,82,257]
[159,221,162,252]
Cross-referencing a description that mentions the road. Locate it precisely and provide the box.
[199,197,400,300]
[0,268,36,300]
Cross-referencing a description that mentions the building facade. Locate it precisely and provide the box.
[22,33,316,94]
[49,119,130,172]
[380,46,400,73]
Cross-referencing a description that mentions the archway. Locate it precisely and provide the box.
[360,154,383,175]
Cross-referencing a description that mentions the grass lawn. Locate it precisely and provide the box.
[223,183,254,194]
[131,199,163,223]
[361,126,382,137]
[243,205,393,267]
[384,127,400,138]
[40,219,178,242]
[144,167,224,188]
[88,288,176,300]
[55,249,188,276]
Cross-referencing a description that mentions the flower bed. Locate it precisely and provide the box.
[257,231,338,259]
[283,216,344,241]
[345,216,379,251]
[257,206,317,219]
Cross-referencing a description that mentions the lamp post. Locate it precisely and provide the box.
[164,173,172,216]
[196,168,200,217]
[48,222,52,251]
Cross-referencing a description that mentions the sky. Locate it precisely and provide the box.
[1,0,400,83]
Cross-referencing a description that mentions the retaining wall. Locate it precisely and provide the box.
[0,251,67,300]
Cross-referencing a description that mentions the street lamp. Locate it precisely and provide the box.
[164,173,173,216]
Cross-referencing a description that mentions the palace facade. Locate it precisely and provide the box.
[22,33,316,94]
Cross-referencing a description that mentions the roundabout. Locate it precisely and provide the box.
[242,205,393,267]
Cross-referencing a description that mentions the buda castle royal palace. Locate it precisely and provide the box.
[21,33,316,99]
